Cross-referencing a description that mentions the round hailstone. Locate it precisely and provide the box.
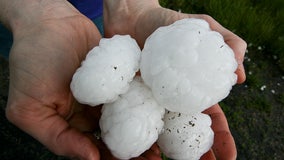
[70,35,141,106]
[158,111,214,160]
[99,77,165,159]
[140,18,238,114]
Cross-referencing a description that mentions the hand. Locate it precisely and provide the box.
[104,1,246,160]
[4,1,162,159]
[5,1,102,159]
[104,0,246,84]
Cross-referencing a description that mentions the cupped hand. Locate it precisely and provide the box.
[104,1,246,160]
[5,1,163,159]
[5,1,103,159]
[104,0,246,84]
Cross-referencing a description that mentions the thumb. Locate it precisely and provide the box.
[32,115,101,160]
[54,127,100,160]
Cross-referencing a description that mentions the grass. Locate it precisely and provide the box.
[0,0,283,160]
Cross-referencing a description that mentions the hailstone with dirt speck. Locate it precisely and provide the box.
[158,111,214,160]
[70,35,141,106]
[140,18,238,114]
[99,77,165,160]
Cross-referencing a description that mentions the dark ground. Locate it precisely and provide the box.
[221,46,284,159]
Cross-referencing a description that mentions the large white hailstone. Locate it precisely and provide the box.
[140,18,238,114]
[99,77,165,160]
[158,111,214,160]
[71,35,141,106]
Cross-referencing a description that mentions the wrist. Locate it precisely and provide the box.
[0,0,39,31]
[0,1,17,30]
[103,0,190,47]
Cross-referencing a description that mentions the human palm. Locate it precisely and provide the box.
[5,0,246,160]
[6,2,103,159]
[104,1,246,160]
[6,1,162,159]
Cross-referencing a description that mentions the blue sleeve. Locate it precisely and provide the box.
[68,0,103,19]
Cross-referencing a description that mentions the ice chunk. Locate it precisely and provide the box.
[99,77,165,159]
[158,111,214,160]
[140,18,238,113]
[71,35,141,106]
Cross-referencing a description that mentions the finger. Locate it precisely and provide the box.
[212,24,247,84]
[213,130,237,160]
[53,126,100,160]
[235,63,246,84]
[203,104,237,160]
[88,135,118,160]
[203,104,230,131]
[200,149,216,160]
[225,37,247,84]
[188,14,247,84]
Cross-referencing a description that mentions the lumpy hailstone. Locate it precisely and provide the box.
[99,77,165,159]
[140,18,238,114]
[71,35,140,106]
[158,111,214,160]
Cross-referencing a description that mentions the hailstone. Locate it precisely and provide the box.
[158,111,214,160]
[71,35,141,106]
[140,18,238,114]
[99,77,165,159]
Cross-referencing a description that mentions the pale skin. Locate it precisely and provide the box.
[0,0,246,160]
